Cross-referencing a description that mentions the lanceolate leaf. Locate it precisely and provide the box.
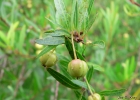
[74,1,78,29]
[86,66,94,82]
[76,50,85,61]
[93,40,105,48]
[47,68,81,89]
[45,29,70,37]
[99,88,126,96]
[86,12,97,32]
[88,0,94,14]
[37,45,57,58]
[18,25,26,51]
[71,80,88,89]
[54,0,69,28]
[36,36,65,45]
[87,62,104,72]
[74,91,86,100]
[65,37,85,60]
[65,37,74,59]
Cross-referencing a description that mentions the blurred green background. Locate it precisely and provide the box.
[0,0,140,100]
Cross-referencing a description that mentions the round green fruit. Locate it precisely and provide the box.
[35,43,43,49]
[88,93,101,100]
[40,51,57,68]
[68,59,88,78]
[92,93,101,100]
[88,95,93,100]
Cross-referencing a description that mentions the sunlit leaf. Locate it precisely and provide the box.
[54,0,69,28]
[36,36,65,45]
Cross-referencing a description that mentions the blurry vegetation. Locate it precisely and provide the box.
[0,0,140,100]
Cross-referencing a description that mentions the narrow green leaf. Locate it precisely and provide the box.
[44,29,55,33]
[57,55,72,79]
[47,68,81,89]
[4,69,17,80]
[65,37,74,59]
[86,12,97,32]
[99,88,126,96]
[54,0,69,28]
[18,25,26,51]
[45,17,62,28]
[7,22,19,47]
[74,1,78,29]
[86,66,94,82]
[76,50,85,61]
[45,29,70,37]
[36,36,65,45]
[59,64,72,79]
[71,80,88,89]
[74,91,86,100]
[129,57,136,77]
[65,37,85,60]
[93,40,105,48]
[55,29,70,36]
[25,19,40,32]
[88,0,94,14]
[87,62,104,72]
[101,96,105,100]
[37,45,56,58]
[71,0,76,29]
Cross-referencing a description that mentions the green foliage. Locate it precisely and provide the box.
[99,88,126,96]
[86,66,94,82]
[47,68,81,89]
[106,57,136,83]
[0,0,140,100]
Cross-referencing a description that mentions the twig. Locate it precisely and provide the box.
[84,77,94,96]
[130,0,140,7]
[54,81,59,100]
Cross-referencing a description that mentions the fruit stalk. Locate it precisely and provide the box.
[71,32,77,59]
[84,77,94,96]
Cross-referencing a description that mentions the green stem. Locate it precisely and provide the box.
[71,32,77,59]
[84,77,94,96]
